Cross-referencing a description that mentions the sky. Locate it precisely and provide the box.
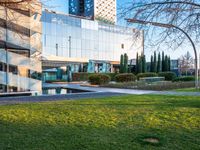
[42,0,198,61]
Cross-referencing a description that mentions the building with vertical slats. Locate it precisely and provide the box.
[0,0,42,94]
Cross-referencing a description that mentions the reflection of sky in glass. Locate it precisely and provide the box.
[41,0,199,60]
[42,0,69,13]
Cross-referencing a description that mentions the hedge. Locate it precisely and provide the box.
[72,73,116,81]
[158,72,177,81]
[137,72,158,80]
[88,74,111,85]
[173,76,195,82]
[72,73,91,81]
[115,73,136,82]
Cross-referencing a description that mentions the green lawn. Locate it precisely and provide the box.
[0,95,200,150]
[174,88,200,92]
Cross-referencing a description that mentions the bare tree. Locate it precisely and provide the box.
[120,0,200,50]
[178,51,194,75]
[119,0,200,88]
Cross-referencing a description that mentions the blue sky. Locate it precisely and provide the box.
[42,0,197,60]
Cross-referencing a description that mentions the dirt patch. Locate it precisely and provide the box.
[143,138,159,144]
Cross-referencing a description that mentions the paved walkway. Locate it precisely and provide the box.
[43,83,157,95]
[0,92,124,105]
[0,83,199,105]
[43,83,200,96]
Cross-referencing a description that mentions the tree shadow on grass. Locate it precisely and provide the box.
[0,121,199,150]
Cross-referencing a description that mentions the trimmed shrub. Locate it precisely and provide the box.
[72,73,116,81]
[45,79,68,83]
[137,72,157,80]
[115,73,136,82]
[89,74,111,85]
[102,73,117,81]
[72,73,92,81]
[173,76,195,82]
[158,72,177,81]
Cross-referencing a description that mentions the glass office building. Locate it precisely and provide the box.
[69,0,94,19]
[0,1,42,93]
[69,0,116,24]
[42,10,143,73]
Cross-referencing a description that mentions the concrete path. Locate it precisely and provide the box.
[0,92,124,105]
[0,83,199,105]
[43,83,200,96]
[43,83,157,95]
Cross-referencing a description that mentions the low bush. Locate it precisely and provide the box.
[102,81,195,91]
[45,79,68,83]
[137,72,158,80]
[72,73,92,81]
[115,73,136,82]
[173,76,195,82]
[158,72,177,81]
[72,73,116,81]
[89,74,111,85]
[136,81,195,91]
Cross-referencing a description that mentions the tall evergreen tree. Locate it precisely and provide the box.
[120,54,124,73]
[136,52,139,74]
[142,54,146,73]
[168,56,171,71]
[162,51,165,72]
[138,56,142,73]
[150,55,153,72]
[153,51,157,72]
[124,53,128,73]
[157,52,161,73]
[164,55,168,72]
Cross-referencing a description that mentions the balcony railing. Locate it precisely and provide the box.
[0,71,42,92]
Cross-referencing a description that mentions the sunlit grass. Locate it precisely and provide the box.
[174,88,200,92]
[0,95,200,149]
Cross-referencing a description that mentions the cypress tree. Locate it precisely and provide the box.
[157,52,161,73]
[120,54,124,73]
[168,56,171,71]
[142,54,146,73]
[150,55,153,72]
[138,56,142,73]
[165,55,168,72]
[136,52,139,74]
[153,51,157,72]
[124,53,128,73]
[162,51,165,72]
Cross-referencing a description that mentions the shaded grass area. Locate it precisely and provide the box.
[0,95,200,150]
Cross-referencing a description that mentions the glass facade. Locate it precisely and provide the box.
[42,11,143,68]
[69,0,116,24]
[69,0,94,19]
[0,2,42,93]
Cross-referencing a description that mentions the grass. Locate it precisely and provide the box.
[174,88,200,92]
[0,95,200,150]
